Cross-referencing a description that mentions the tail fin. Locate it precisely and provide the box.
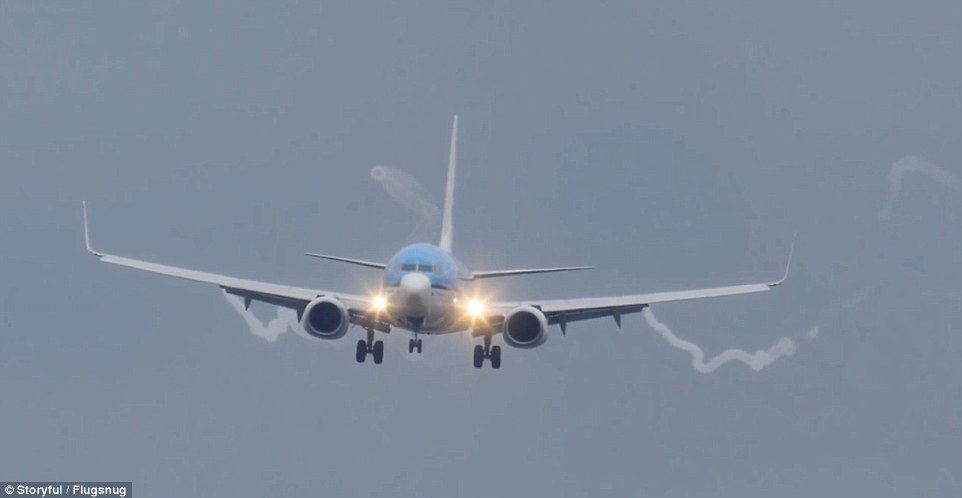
[439,115,457,252]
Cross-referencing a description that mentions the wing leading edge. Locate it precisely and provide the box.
[470,266,594,279]
[487,234,796,333]
[83,202,368,312]
[303,253,387,269]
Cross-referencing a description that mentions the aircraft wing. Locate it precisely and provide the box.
[470,266,593,279]
[83,203,369,313]
[483,235,795,333]
[303,253,386,269]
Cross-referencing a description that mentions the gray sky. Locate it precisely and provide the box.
[2,1,961,496]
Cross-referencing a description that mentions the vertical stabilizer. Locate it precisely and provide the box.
[439,115,458,252]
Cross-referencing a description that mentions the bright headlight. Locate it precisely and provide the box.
[467,299,484,317]
[372,295,388,311]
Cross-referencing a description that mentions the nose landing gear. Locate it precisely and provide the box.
[473,335,501,369]
[407,319,424,354]
[408,338,423,354]
[356,328,384,364]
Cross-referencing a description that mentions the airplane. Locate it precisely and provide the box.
[83,116,794,369]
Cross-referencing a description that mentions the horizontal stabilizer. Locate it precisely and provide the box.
[304,253,386,269]
[471,266,593,279]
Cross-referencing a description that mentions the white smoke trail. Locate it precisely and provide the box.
[371,165,441,223]
[641,307,801,373]
[880,156,962,221]
[223,292,300,342]
[640,286,875,372]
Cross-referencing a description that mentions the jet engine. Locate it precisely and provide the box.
[301,297,350,339]
[502,306,548,348]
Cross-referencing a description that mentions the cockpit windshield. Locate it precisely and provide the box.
[398,263,440,274]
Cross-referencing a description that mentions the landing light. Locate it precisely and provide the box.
[467,299,484,317]
[372,295,388,312]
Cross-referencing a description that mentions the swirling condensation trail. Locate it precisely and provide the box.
[640,155,959,372]
[880,156,962,221]
[640,284,874,373]
[370,165,441,224]
[641,307,804,373]
[223,292,299,342]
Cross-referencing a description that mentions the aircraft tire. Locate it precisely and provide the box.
[473,345,484,368]
[416,339,423,354]
[356,340,367,363]
[373,340,384,364]
[490,345,502,369]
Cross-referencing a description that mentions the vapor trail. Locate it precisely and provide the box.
[223,292,299,342]
[371,165,441,223]
[880,156,962,221]
[641,307,801,373]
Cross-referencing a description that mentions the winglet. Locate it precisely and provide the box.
[769,231,796,287]
[82,201,104,257]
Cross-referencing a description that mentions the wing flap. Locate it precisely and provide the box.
[544,305,647,325]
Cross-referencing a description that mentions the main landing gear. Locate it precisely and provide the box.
[473,335,501,369]
[356,328,384,364]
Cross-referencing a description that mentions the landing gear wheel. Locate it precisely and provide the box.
[490,345,502,369]
[416,339,423,353]
[408,339,415,354]
[473,345,484,368]
[372,340,384,364]
[356,340,367,363]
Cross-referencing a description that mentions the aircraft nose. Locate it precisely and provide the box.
[398,272,431,316]
[400,272,431,295]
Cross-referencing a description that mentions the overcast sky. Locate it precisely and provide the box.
[2,1,961,497]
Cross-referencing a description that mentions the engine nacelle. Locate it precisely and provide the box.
[301,297,350,340]
[502,306,548,349]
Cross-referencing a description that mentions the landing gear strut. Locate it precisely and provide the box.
[356,328,384,364]
[408,321,423,354]
[473,335,501,369]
